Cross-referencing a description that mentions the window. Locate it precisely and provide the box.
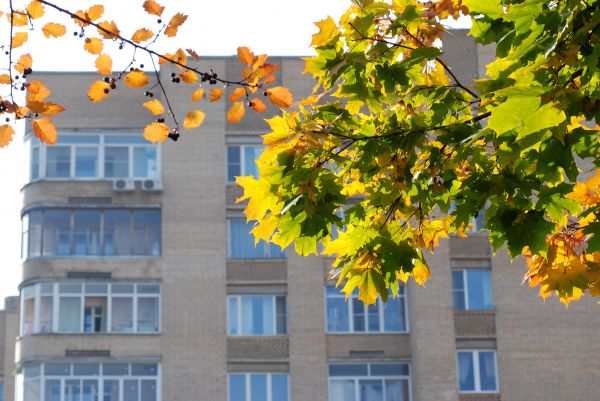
[26,134,159,182]
[19,362,159,401]
[326,287,408,333]
[0,380,3,401]
[19,282,160,336]
[452,262,494,310]
[228,219,285,259]
[329,363,411,401]
[21,208,160,258]
[456,351,498,393]
[229,373,288,401]
[228,295,286,336]
[227,145,262,182]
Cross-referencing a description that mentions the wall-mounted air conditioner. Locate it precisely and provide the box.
[141,179,163,191]
[112,179,135,191]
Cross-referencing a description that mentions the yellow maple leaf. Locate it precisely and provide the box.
[0,75,11,85]
[229,87,246,102]
[251,98,267,112]
[95,54,112,75]
[87,5,105,21]
[97,20,120,39]
[26,81,50,103]
[33,118,58,144]
[237,47,254,65]
[124,71,148,87]
[266,86,293,108]
[131,28,154,44]
[42,22,66,38]
[191,88,204,102]
[10,11,28,26]
[227,102,245,123]
[15,54,32,74]
[84,37,104,54]
[0,125,15,148]
[87,80,110,102]
[209,88,224,102]
[12,32,28,48]
[311,16,339,47]
[567,170,600,206]
[179,70,197,84]
[143,99,165,115]
[26,1,45,19]
[411,259,431,286]
[143,122,170,143]
[250,214,279,243]
[143,0,164,16]
[183,109,206,129]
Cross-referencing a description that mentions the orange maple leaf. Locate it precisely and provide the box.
[33,118,58,144]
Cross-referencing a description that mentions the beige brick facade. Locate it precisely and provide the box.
[5,29,600,401]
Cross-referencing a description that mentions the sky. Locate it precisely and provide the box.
[0,0,350,306]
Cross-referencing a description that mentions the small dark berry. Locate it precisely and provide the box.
[130,67,134,72]
[157,19,162,24]
[14,75,19,80]
[73,32,78,36]
[263,91,268,96]
[119,44,124,50]
[104,77,111,83]
[149,92,154,97]
[248,101,253,107]
[157,118,165,123]
[209,79,217,85]
[173,77,181,83]
[110,83,116,90]
[170,72,176,78]
[140,64,144,69]
[103,88,110,94]
[5,118,9,122]
[79,33,84,38]
[168,133,179,141]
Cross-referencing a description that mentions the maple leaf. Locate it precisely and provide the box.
[26,1,45,19]
[124,71,148,87]
[95,54,112,75]
[97,21,120,39]
[191,88,204,102]
[0,125,15,148]
[87,80,110,102]
[311,16,339,47]
[26,81,50,103]
[84,38,104,55]
[143,0,165,16]
[10,11,28,26]
[143,122,170,143]
[143,99,165,115]
[266,87,293,108]
[131,28,154,44]
[15,54,32,74]
[179,70,197,84]
[229,88,246,102]
[33,118,58,144]
[0,75,11,85]
[87,5,105,21]
[251,98,267,112]
[42,23,66,38]
[237,47,254,65]
[165,13,187,37]
[209,88,224,102]
[227,102,245,123]
[12,32,28,48]
[27,101,65,116]
[183,109,206,129]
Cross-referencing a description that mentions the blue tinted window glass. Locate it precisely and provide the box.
[241,296,274,335]
[103,380,119,401]
[73,210,100,256]
[228,297,238,335]
[31,146,40,180]
[60,135,100,144]
[141,380,157,401]
[327,296,349,332]
[243,146,261,178]
[105,135,147,144]
[359,379,383,401]
[131,364,158,376]
[227,146,241,182]
[229,220,284,259]
[466,270,493,310]
[45,379,61,401]
[250,374,267,401]
[329,364,368,376]
[370,364,410,376]
[123,380,138,401]
[478,352,497,391]
[46,146,71,177]
[383,297,405,332]
[104,147,129,177]
[133,147,157,177]
[330,379,355,401]
[271,374,289,401]
[229,375,245,401]
[75,147,99,177]
[457,352,475,391]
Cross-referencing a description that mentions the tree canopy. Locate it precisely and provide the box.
[237,0,600,305]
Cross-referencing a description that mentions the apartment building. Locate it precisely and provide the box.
[7,30,600,401]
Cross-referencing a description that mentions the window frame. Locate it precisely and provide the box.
[456,350,499,393]
[325,287,409,334]
[21,207,161,259]
[227,295,287,336]
[452,269,494,311]
[25,133,161,182]
[226,145,263,182]
[227,373,289,401]
[328,362,412,401]
[19,282,161,336]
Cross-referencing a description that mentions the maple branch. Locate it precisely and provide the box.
[7,0,16,109]
[35,0,257,88]
[149,55,179,135]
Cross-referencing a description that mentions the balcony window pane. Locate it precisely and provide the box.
[371,364,410,376]
[103,365,129,376]
[105,147,129,177]
[39,296,53,333]
[330,380,356,401]
[131,364,158,376]
[229,374,245,401]
[46,146,71,177]
[103,380,119,401]
[457,352,475,391]
[353,298,365,332]
[466,270,493,310]
[123,380,138,401]
[75,147,99,177]
[132,210,160,256]
[44,379,61,401]
[228,297,238,335]
[29,211,42,257]
[141,380,157,401]
[359,379,383,401]
[23,378,41,401]
[243,146,261,178]
[60,284,82,293]
[250,374,267,401]
[45,364,71,376]
[111,284,134,294]
[383,298,405,332]
[133,147,157,178]
[73,211,101,256]
[111,297,133,333]
[23,297,35,335]
[272,374,289,401]
[137,297,159,333]
[276,296,287,335]
[327,296,349,332]
[74,364,100,376]
[104,210,131,256]
[59,297,81,332]
[83,379,99,401]
[329,364,368,376]
[137,284,159,294]
[367,304,380,332]
[241,296,274,335]
[43,210,71,256]
[31,145,40,180]
[385,380,409,401]
[228,220,284,259]
[227,146,241,182]
[84,297,107,333]
[478,352,497,391]
[106,135,147,144]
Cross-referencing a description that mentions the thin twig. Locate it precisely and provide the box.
[150,55,179,130]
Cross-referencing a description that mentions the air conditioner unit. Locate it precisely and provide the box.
[141,179,163,191]
[112,179,135,191]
